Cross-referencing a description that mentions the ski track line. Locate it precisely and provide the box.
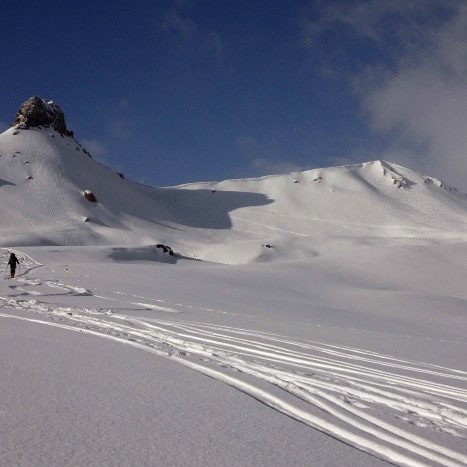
[1,301,466,466]
[226,358,466,466]
[1,254,467,466]
[0,311,452,467]
[92,293,198,314]
[153,320,467,381]
[127,319,467,405]
[93,289,242,315]
[83,316,467,465]
[43,280,91,295]
[232,208,436,231]
[128,324,467,413]
[230,215,312,237]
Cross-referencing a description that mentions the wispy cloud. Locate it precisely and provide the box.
[252,158,305,177]
[162,0,223,63]
[162,0,197,36]
[301,1,455,44]
[109,119,132,141]
[357,3,467,187]
[81,138,109,161]
[236,135,309,176]
[236,135,259,153]
[301,1,467,188]
[119,98,130,109]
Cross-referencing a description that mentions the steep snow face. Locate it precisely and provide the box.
[0,127,175,246]
[1,126,467,263]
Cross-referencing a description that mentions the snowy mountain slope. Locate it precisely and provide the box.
[1,99,467,466]
[0,125,272,252]
[0,126,180,246]
[175,160,467,262]
[2,123,467,265]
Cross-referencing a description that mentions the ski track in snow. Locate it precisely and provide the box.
[1,252,467,466]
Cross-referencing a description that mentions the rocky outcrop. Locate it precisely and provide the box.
[11,96,73,136]
[83,190,97,202]
[156,244,174,256]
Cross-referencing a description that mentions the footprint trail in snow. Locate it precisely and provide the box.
[0,251,466,467]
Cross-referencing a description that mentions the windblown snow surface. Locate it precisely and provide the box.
[1,127,467,466]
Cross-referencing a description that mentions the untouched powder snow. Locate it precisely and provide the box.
[0,125,467,466]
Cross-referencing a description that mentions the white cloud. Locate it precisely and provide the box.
[236,135,258,152]
[357,3,467,187]
[161,0,223,63]
[81,139,108,160]
[236,136,308,176]
[301,0,460,48]
[301,0,467,188]
[162,0,198,40]
[252,158,305,177]
[109,120,132,141]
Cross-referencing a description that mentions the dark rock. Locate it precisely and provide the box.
[156,244,174,256]
[11,96,73,136]
[83,190,97,202]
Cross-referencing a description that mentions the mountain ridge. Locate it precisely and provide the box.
[1,98,467,263]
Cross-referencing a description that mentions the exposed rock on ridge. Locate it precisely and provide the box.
[11,96,73,136]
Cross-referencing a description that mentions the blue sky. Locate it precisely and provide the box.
[1,1,466,187]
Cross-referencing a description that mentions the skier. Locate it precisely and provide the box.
[7,252,20,278]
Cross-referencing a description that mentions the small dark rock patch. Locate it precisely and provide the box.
[156,244,174,256]
[83,190,97,202]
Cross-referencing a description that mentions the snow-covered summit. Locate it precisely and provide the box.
[1,99,467,263]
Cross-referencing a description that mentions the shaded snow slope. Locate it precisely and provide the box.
[176,161,467,263]
[0,127,185,246]
[1,126,467,263]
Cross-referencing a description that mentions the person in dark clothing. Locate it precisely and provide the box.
[7,253,20,278]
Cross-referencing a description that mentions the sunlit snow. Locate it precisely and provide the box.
[0,126,466,466]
